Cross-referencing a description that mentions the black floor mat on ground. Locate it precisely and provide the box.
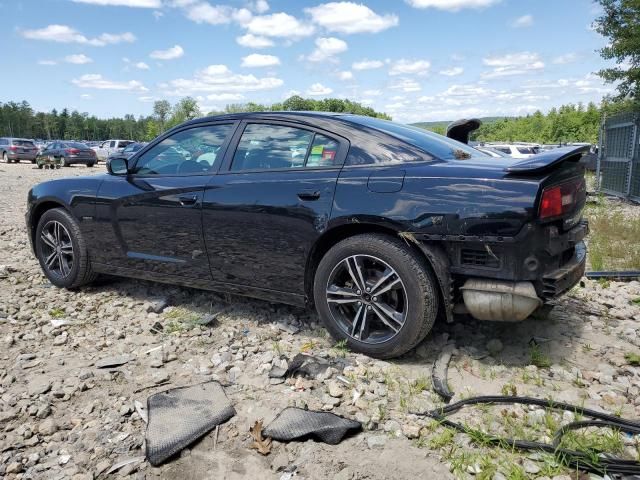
[263,407,361,445]
[145,381,235,466]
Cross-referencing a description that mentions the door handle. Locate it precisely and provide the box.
[297,190,321,201]
[178,194,199,206]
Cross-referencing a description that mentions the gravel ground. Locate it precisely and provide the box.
[1,162,640,480]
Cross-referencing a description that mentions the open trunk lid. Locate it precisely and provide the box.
[505,145,589,174]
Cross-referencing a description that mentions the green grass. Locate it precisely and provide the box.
[624,352,640,366]
[529,344,552,368]
[332,339,349,357]
[48,307,65,318]
[162,307,203,334]
[584,198,640,270]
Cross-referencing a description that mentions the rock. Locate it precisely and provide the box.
[328,381,344,398]
[28,379,52,396]
[152,371,170,384]
[276,321,299,335]
[53,331,68,345]
[366,435,387,449]
[402,424,421,439]
[270,450,289,471]
[486,339,504,356]
[59,454,71,465]
[147,298,169,314]
[38,418,58,436]
[334,467,354,480]
[95,355,132,369]
[6,462,22,474]
[523,460,540,474]
[408,396,435,415]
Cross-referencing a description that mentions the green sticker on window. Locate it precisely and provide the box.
[311,145,324,155]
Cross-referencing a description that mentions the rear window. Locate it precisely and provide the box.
[346,116,487,160]
[13,140,35,147]
[62,142,88,149]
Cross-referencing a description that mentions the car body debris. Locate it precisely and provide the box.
[145,381,235,466]
[106,456,145,475]
[432,343,456,402]
[263,407,361,445]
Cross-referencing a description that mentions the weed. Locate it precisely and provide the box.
[300,340,317,352]
[624,352,640,366]
[332,339,349,357]
[529,344,552,368]
[377,404,387,422]
[500,382,518,396]
[48,307,65,318]
[409,376,430,395]
[165,320,186,334]
[630,297,640,305]
[428,427,456,449]
[162,307,201,333]
[597,278,611,289]
[272,341,283,355]
[582,343,594,353]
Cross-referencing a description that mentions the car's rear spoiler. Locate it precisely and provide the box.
[505,145,589,174]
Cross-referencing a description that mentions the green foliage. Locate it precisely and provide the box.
[0,95,390,142]
[529,344,552,368]
[593,0,640,102]
[624,352,640,366]
[471,103,602,144]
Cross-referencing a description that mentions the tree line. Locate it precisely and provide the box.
[0,96,390,141]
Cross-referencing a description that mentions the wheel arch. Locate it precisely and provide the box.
[29,200,72,250]
[305,222,452,321]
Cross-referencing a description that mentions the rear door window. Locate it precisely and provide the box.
[14,140,35,147]
[230,123,340,171]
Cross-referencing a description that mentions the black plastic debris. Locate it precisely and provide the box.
[263,407,361,445]
[145,381,235,466]
[432,344,456,402]
[284,353,330,379]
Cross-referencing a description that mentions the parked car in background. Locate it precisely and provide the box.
[93,139,134,161]
[474,146,510,158]
[26,112,589,359]
[107,142,147,162]
[0,137,39,163]
[37,141,97,167]
[488,144,540,158]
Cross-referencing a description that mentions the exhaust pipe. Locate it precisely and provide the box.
[460,279,542,322]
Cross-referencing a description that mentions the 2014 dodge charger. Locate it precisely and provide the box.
[26,112,588,358]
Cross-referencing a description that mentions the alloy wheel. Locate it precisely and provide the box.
[325,254,408,344]
[39,220,74,279]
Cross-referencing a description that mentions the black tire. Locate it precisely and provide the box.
[87,162,95,168]
[35,208,97,289]
[38,164,43,169]
[313,233,439,359]
[63,159,70,167]
[31,159,36,164]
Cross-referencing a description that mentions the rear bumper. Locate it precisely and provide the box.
[540,241,586,300]
[8,152,37,161]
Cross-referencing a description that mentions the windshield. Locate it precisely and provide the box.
[62,142,88,149]
[346,116,488,160]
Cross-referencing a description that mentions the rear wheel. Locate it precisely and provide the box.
[87,162,95,168]
[313,233,439,359]
[35,208,96,288]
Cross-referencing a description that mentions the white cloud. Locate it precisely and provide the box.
[389,59,430,76]
[406,0,500,11]
[153,10,164,19]
[439,66,464,76]
[65,54,93,64]
[138,96,155,102]
[163,64,283,95]
[80,93,93,99]
[305,2,398,34]
[553,53,578,64]
[306,37,348,62]
[337,70,353,81]
[150,45,184,60]
[511,14,533,28]
[206,93,245,101]
[21,24,135,46]
[245,12,314,38]
[389,78,421,92]
[72,73,148,91]
[71,0,161,6]
[38,60,57,65]
[362,89,382,96]
[241,53,280,67]
[352,59,384,70]
[250,0,269,13]
[179,2,234,25]
[482,52,544,78]
[135,61,150,70]
[236,33,274,48]
[306,82,333,96]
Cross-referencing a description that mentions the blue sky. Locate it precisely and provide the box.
[1,0,615,122]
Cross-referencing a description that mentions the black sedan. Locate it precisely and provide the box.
[37,141,97,168]
[26,112,588,358]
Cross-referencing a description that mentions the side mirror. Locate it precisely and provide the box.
[107,157,129,175]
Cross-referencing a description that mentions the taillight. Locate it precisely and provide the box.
[539,177,585,220]
[9,146,18,151]
[66,148,80,154]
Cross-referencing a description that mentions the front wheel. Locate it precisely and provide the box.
[313,233,439,359]
[35,208,97,288]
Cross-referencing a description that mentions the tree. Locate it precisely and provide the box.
[594,0,640,101]
[153,100,171,133]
